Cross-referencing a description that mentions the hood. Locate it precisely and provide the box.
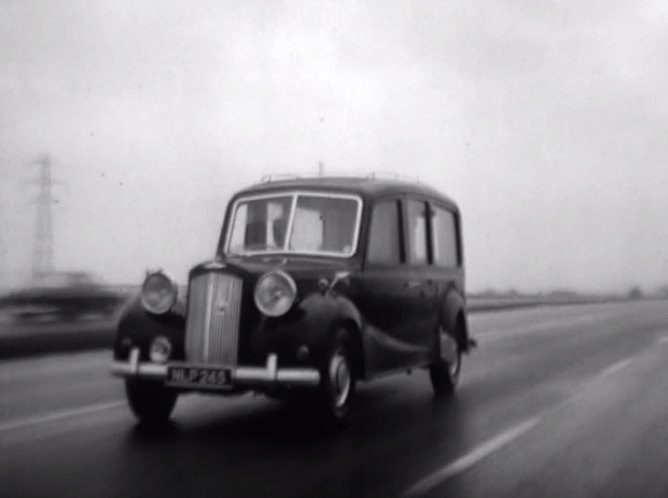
[191,255,358,281]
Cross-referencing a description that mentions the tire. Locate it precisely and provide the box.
[429,326,462,396]
[125,380,178,424]
[317,327,357,424]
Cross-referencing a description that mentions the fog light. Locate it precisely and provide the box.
[149,336,172,364]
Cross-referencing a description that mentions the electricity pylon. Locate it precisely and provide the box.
[30,155,56,282]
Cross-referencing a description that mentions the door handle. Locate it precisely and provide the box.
[405,281,422,289]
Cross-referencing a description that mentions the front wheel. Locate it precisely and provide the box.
[317,328,357,424]
[125,380,178,424]
[429,326,462,396]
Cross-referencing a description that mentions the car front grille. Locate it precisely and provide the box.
[185,272,243,366]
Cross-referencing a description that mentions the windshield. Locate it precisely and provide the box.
[226,192,362,257]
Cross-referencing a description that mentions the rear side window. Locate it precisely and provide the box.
[367,200,401,264]
[432,206,459,267]
[407,200,428,265]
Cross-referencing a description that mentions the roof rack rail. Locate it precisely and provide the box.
[259,171,360,183]
[258,171,423,184]
[260,173,303,183]
[366,171,423,184]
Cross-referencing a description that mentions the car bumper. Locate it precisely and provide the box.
[111,348,321,388]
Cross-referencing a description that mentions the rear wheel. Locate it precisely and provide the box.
[125,380,178,424]
[429,326,461,396]
[317,328,356,424]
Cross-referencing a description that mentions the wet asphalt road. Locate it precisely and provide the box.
[2,301,668,498]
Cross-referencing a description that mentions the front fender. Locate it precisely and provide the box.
[113,297,186,361]
[249,291,363,370]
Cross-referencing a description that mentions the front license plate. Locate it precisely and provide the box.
[166,366,232,389]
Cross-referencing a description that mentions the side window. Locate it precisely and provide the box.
[432,206,459,267]
[367,200,401,264]
[407,200,428,265]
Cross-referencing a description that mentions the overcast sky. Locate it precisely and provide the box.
[1,0,668,293]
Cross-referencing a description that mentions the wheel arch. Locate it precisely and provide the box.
[336,317,366,381]
[114,297,186,361]
[440,290,470,353]
[455,310,469,352]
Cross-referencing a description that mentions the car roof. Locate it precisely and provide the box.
[234,176,459,210]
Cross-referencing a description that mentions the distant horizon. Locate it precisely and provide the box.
[1,261,664,297]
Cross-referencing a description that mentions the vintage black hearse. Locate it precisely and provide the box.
[112,176,473,423]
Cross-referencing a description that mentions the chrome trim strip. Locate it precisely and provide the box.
[111,354,321,387]
[202,273,215,362]
[368,363,431,381]
[202,260,226,270]
[276,370,320,383]
[129,347,139,374]
[185,272,242,366]
[283,194,299,251]
[185,273,209,363]
[111,353,168,380]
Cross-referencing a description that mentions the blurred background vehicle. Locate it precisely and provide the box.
[0,271,126,323]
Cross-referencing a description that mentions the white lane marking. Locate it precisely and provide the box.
[656,336,668,345]
[406,345,645,496]
[472,305,637,343]
[404,417,540,497]
[0,400,124,434]
[598,358,633,379]
[0,351,111,383]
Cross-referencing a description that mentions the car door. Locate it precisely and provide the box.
[358,197,422,373]
[404,198,442,355]
[429,202,465,323]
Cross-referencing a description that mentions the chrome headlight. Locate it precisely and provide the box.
[254,270,297,317]
[141,271,178,315]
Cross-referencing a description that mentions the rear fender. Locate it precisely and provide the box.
[440,290,469,352]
